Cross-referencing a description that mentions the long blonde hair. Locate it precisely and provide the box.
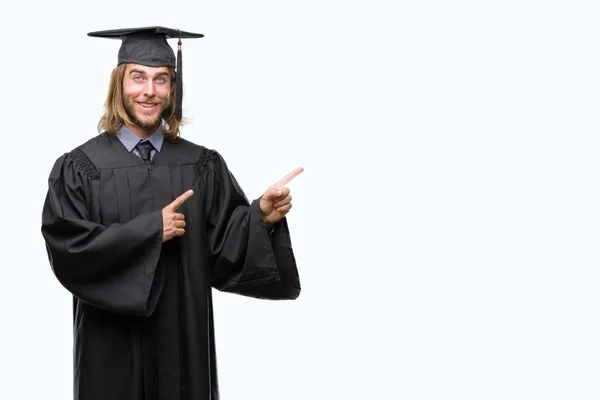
[97,64,181,141]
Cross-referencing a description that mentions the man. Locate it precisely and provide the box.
[41,26,302,400]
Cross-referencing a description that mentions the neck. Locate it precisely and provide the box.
[124,121,158,139]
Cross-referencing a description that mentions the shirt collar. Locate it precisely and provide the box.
[117,125,165,153]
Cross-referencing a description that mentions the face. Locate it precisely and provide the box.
[122,64,172,134]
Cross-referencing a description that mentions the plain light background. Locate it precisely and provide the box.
[1,0,600,399]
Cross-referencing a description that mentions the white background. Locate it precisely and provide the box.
[1,0,600,399]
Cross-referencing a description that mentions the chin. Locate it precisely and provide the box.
[137,114,160,124]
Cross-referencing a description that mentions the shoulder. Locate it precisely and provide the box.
[77,133,112,153]
[51,134,106,160]
[48,135,107,179]
[164,137,221,166]
[67,133,142,170]
[66,134,111,178]
[46,135,107,186]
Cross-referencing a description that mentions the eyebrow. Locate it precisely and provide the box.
[129,69,147,76]
[129,69,170,78]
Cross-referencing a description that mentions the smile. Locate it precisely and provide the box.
[138,102,158,109]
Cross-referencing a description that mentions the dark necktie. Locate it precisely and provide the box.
[136,141,154,162]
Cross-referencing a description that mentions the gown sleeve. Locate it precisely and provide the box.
[202,149,301,300]
[41,151,165,317]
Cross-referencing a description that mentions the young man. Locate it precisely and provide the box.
[41,26,302,400]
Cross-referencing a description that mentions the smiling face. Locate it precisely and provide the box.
[122,64,173,137]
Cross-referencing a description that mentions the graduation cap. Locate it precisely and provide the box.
[87,26,204,121]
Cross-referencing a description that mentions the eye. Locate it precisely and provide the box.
[133,75,144,81]
[155,76,167,83]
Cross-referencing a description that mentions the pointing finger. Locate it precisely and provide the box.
[167,190,194,211]
[274,167,304,189]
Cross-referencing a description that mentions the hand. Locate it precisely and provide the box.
[162,189,194,242]
[260,167,303,225]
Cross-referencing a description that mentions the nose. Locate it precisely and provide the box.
[143,80,156,97]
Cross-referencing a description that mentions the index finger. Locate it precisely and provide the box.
[167,189,194,211]
[274,167,304,189]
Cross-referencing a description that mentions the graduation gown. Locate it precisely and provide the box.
[41,133,301,400]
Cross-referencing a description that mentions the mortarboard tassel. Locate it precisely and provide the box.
[176,37,183,121]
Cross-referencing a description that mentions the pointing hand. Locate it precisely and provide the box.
[162,189,194,242]
[260,168,303,225]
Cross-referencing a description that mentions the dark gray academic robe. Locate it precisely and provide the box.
[41,133,300,400]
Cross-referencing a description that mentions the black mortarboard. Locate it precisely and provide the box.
[87,26,204,121]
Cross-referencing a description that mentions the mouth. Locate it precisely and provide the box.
[138,102,159,110]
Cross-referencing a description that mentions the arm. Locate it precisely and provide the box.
[41,152,165,316]
[203,150,301,300]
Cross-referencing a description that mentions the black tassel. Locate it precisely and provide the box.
[176,38,183,121]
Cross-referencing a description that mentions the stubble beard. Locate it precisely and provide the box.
[124,96,168,131]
